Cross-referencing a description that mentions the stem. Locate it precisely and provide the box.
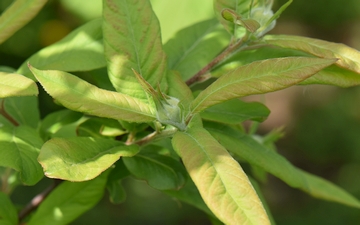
[0,100,19,126]
[18,180,63,222]
[185,37,247,86]
[133,127,178,146]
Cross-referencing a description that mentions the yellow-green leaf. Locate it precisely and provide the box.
[191,57,336,114]
[29,65,156,123]
[0,72,38,97]
[38,137,139,181]
[172,127,270,225]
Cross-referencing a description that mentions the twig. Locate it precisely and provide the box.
[185,38,247,86]
[0,100,19,126]
[18,180,63,222]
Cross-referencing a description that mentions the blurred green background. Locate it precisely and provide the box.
[1,0,360,224]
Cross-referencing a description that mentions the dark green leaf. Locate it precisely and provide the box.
[103,0,167,101]
[191,57,336,114]
[106,160,130,204]
[209,128,360,208]
[17,19,106,79]
[164,19,230,80]
[172,127,270,225]
[0,72,38,97]
[27,172,109,225]
[0,126,43,185]
[123,152,186,190]
[0,0,47,45]
[0,192,18,225]
[29,65,156,123]
[201,98,270,124]
[38,137,139,181]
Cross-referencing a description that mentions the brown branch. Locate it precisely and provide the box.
[0,100,19,126]
[18,180,63,222]
[185,38,247,86]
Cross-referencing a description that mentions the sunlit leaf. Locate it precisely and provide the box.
[264,35,360,86]
[27,172,109,225]
[0,126,43,185]
[209,127,360,209]
[77,117,126,138]
[38,137,139,181]
[172,127,270,225]
[201,98,270,124]
[0,0,47,45]
[0,192,18,225]
[212,45,360,87]
[123,152,186,190]
[103,0,167,101]
[17,19,106,79]
[191,57,336,114]
[164,19,230,80]
[0,72,38,97]
[29,65,156,123]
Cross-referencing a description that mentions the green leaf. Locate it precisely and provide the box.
[29,65,156,123]
[103,0,167,101]
[0,192,18,225]
[191,57,336,114]
[77,117,126,138]
[172,127,270,225]
[40,110,83,139]
[106,160,129,204]
[209,128,360,208]
[164,178,217,220]
[123,152,186,190]
[201,98,270,124]
[0,72,38,97]
[2,96,40,128]
[27,172,108,225]
[164,19,230,80]
[0,0,47,45]
[17,19,106,79]
[0,126,43,185]
[263,35,360,86]
[38,137,139,181]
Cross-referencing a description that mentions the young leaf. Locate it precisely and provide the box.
[263,35,360,75]
[123,152,186,190]
[27,172,109,225]
[209,128,360,208]
[17,19,105,79]
[0,192,18,225]
[0,72,38,97]
[0,0,47,45]
[0,126,43,185]
[103,0,167,101]
[212,45,360,87]
[77,117,126,138]
[29,65,156,123]
[201,98,270,124]
[172,127,270,225]
[38,137,139,181]
[191,57,336,114]
[2,96,40,128]
[164,19,230,80]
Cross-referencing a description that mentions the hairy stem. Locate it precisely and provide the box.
[18,180,63,222]
[185,37,247,86]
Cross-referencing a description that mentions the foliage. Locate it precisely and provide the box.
[1,0,360,224]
